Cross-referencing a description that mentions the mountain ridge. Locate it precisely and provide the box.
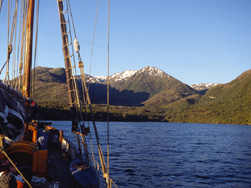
[32,66,198,106]
[31,66,251,124]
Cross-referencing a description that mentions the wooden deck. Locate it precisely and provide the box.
[47,145,75,188]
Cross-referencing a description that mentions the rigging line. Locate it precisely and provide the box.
[32,0,39,100]
[9,0,18,46]
[21,0,28,91]
[5,0,12,83]
[65,0,77,39]
[65,0,78,81]
[5,0,17,83]
[64,0,85,127]
[89,0,100,76]
[15,0,24,90]
[63,1,79,112]
[12,11,16,85]
[7,0,11,45]
[79,64,107,173]
[11,0,18,84]
[107,0,110,186]
[65,0,86,128]
[80,75,96,168]
[57,1,83,154]
[18,0,27,91]
[0,61,8,75]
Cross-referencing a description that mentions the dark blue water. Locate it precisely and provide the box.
[51,122,251,188]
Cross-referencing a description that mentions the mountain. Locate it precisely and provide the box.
[116,66,170,96]
[31,67,69,103]
[29,66,251,124]
[31,66,198,107]
[191,83,221,95]
[89,66,198,106]
[168,69,251,124]
[200,70,251,124]
[120,66,197,106]
[190,83,220,91]
[203,70,251,102]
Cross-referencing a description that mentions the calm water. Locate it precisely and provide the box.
[51,122,251,188]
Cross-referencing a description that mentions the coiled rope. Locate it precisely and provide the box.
[0,146,32,188]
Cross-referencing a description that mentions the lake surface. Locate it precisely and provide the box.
[51,122,251,188]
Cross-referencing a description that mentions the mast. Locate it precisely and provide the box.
[57,1,78,123]
[22,0,35,98]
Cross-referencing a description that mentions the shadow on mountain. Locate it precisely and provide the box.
[197,89,208,95]
[87,83,150,106]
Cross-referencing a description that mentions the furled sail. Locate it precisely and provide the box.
[0,85,26,141]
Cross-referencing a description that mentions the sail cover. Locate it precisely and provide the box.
[0,87,25,141]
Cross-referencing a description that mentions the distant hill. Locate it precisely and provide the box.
[166,69,251,124]
[31,67,68,103]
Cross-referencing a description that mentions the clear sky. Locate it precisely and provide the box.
[0,0,251,85]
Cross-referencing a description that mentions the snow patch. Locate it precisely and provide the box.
[191,83,221,90]
[84,66,168,83]
[109,70,137,81]
[139,66,166,77]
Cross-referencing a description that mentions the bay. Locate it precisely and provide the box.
[50,121,251,188]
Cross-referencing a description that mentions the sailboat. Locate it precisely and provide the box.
[0,0,116,187]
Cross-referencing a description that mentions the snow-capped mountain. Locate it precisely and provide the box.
[81,65,197,106]
[83,74,106,83]
[85,69,138,83]
[138,66,166,78]
[190,83,221,91]
[109,70,137,82]
[90,66,168,83]
[81,67,220,95]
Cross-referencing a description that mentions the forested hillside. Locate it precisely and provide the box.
[32,66,251,125]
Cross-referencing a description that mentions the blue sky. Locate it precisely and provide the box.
[0,0,251,85]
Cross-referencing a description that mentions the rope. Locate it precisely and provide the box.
[15,0,24,90]
[0,147,33,188]
[63,0,88,137]
[7,0,11,49]
[110,179,118,188]
[12,0,19,87]
[58,0,86,157]
[79,70,97,168]
[63,0,83,124]
[65,0,78,77]
[79,64,107,174]
[106,0,110,186]
[32,0,40,101]
[12,15,17,87]
[20,0,28,92]
[65,0,77,40]
[5,0,12,83]
[9,0,18,47]
[0,61,8,75]
[89,0,100,76]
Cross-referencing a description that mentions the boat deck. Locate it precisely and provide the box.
[47,145,75,188]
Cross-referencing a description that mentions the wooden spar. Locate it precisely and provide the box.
[22,0,35,98]
[57,1,77,111]
[57,0,81,157]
